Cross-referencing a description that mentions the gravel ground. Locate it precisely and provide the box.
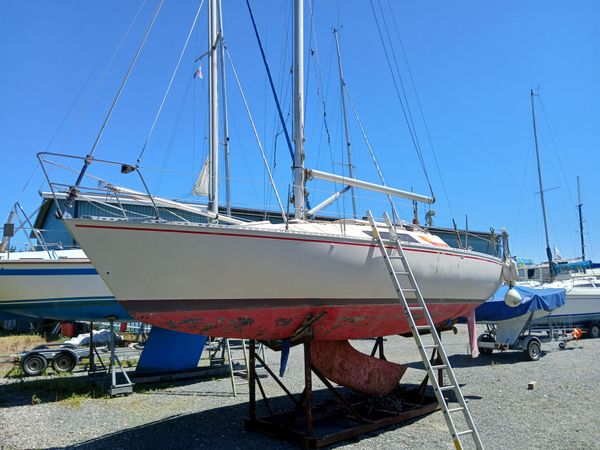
[1,325,598,449]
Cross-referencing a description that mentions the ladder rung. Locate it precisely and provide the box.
[439,385,456,392]
[408,306,424,310]
[394,271,409,275]
[431,364,447,370]
[415,325,431,330]
[457,430,474,437]
[423,344,438,349]
[403,288,417,292]
[389,255,405,259]
[447,407,465,413]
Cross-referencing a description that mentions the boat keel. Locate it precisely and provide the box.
[310,340,407,395]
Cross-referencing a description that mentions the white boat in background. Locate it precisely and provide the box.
[0,248,128,321]
[519,276,600,338]
[0,203,128,321]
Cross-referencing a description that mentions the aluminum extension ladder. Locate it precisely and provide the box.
[367,210,483,450]
[225,339,265,397]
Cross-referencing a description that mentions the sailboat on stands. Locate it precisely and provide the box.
[51,0,516,342]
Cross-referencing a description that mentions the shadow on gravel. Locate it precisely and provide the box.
[0,374,107,408]
[401,350,547,372]
[55,386,436,450]
[0,374,228,408]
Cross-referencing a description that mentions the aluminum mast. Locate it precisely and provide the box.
[208,0,219,214]
[217,0,231,216]
[530,89,554,280]
[293,0,306,219]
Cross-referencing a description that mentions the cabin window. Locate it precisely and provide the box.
[364,231,419,243]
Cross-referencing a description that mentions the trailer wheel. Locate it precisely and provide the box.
[478,334,494,356]
[558,342,566,350]
[589,324,600,339]
[52,353,76,373]
[21,354,48,376]
[526,340,541,361]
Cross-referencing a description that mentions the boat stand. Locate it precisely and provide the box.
[244,332,439,449]
[87,318,133,397]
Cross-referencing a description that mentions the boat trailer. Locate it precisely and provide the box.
[477,311,574,361]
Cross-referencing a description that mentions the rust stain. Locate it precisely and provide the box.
[275,318,293,327]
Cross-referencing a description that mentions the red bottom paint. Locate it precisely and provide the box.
[122,302,478,340]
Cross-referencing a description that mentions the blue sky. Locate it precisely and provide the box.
[0,0,598,262]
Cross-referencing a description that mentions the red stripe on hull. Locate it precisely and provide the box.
[121,302,477,340]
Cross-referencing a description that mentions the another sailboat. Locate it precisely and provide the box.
[57,0,515,340]
[0,203,128,321]
[517,91,600,338]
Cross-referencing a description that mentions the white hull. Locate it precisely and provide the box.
[63,218,505,339]
[523,279,600,325]
[0,250,126,321]
[65,219,503,303]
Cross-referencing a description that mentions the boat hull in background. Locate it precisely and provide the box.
[0,252,130,321]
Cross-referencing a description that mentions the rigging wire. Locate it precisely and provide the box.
[368,0,434,198]
[32,0,149,199]
[263,3,292,219]
[308,0,343,220]
[135,0,205,166]
[225,48,286,221]
[385,0,455,221]
[66,0,166,206]
[344,85,400,221]
[537,94,578,256]
[60,0,149,152]
[245,0,294,162]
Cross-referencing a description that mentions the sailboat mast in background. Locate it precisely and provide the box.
[577,176,585,261]
[530,89,554,280]
[334,29,358,219]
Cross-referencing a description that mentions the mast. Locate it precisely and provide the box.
[530,89,554,280]
[334,29,357,219]
[217,0,231,216]
[208,0,219,214]
[293,0,306,219]
[577,176,585,261]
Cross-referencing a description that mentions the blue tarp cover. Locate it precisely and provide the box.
[475,285,566,322]
[552,260,592,273]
